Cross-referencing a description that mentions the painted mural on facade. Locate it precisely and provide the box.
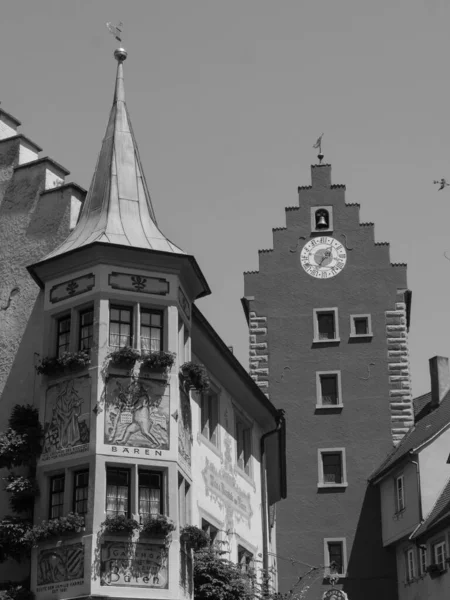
[178,388,192,466]
[104,377,169,449]
[100,541,168,588]
[42,377,90,460]
[36,543,84,589]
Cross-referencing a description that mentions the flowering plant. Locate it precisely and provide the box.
[101,514,140,535]
[141,351,176,371]
[4,476,39,514]
[180,362,210,392]
[107,346,141,366]
[23,513,85,546]
[35,351,91,375]
[141,514,176,536]
[180,525,209,551]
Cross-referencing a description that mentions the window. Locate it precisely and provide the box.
[56,315,71,357]
[316,371,342,407]
[236,417,252,476]
[419,546,427,576]
[49,474,65,519]
[73,470,89,515]
[109,305,133,348]
[395,475,405,512]
[238,546,254,574]
[324,539,346,577]
[106,468,130,517]
[139,471,163,521]
[313,308,339,342]
[200,391,219,446]
[350,314,372,337]
[178,474,191,528]
[318,449,347,487]
[79,308,94,351]
[202,519,219,544]
[406,548,416,581]
[141,309,163,353]
[433,541,447,571]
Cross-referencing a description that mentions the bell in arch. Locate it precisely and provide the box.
[315,209,329,230]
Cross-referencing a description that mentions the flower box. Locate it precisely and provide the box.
[107,347,140,369]
[180,362,210,392]
[35,351,91,376]
[24,513,85,545]
[140,351,176,373]
[180,525,209,551]
[140,514,176,537]
[101,515,140,536]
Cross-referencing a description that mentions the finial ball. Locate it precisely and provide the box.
[114,48,128,62]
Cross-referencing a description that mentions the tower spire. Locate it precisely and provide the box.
[43,46,184,260]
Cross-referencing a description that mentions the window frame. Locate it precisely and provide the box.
[316,370,343,409]
[419,546,427,577]
[140,307,164,354]
[200,389,220,449]
[313,308,340,343]
[324,538,347,578]
[178,474,191,528]
[73,469,89,515]
[235,413,252,478]
[405,547,416,582]
[201,518,220,545]
[238,545,254,575]
[49,473,65,519]
[349,314,373,338]
[395,474,405,513]
[56,314,71,357]
[432,540,447,571]
[78,307,94,351]
[106,467,131,518]
[138,469,164,522]
[109,304,134,349]
[318,448,348,488]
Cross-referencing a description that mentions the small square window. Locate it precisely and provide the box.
[324,538,347,577]
[350,314,372,338]
[313,308,339,342]
[316,371,342,408]
[405,548,416,581]
[395,475,405,513]
[433,541,447,571]
[318,449,347,488]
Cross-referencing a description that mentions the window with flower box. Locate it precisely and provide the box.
[79,308,94,351]
[140,309,163,353]
[73,470,89,515]
[56,315,71,357]
[49,474,65,519]
[106,467,130,517]
[109,306,133,348]
[433,540,447,571]
[139,470,163,521]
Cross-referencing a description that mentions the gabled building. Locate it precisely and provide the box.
[243,160,413,599]
[370,356,450,600]
[0,46,286,600]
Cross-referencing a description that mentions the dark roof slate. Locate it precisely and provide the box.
[370,390,450,482]
[412,477,450,538]
[413,392,432,422]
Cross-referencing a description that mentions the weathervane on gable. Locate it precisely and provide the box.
[313,133,324,164]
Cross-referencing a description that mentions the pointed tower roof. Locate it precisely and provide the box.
[44,47,184,259]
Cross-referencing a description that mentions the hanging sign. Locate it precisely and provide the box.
[322,590,348,600]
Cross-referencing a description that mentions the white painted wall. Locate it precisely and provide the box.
[419,427,450,518]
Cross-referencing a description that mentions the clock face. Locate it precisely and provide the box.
[300,236,347,279]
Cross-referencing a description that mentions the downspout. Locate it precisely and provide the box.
[260,409,286,581]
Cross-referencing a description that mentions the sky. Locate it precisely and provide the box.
[1,0,450,396]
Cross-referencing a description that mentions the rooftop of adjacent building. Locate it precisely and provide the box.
[411,476,450,539]
[370,356,450,483]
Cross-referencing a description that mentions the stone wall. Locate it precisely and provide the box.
[248,310,269,397]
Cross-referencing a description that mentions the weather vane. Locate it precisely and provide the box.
[313,133,324,164]
[434,178,449,191]
[106,21,123,43]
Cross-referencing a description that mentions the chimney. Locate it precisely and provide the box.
[429,356,450,409]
